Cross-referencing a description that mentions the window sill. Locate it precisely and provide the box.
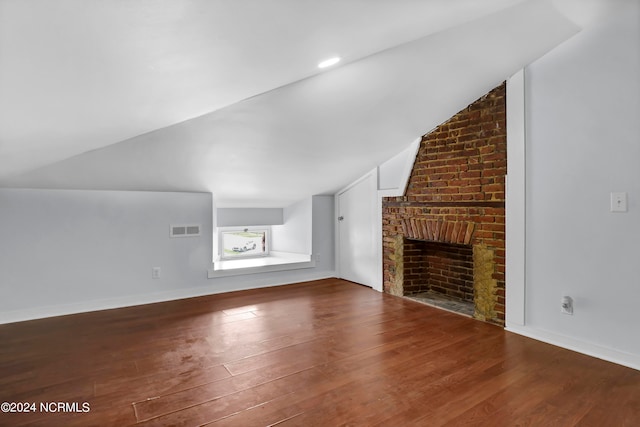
[207,251,314,278]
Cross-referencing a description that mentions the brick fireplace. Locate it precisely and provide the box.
[382,83,506,325]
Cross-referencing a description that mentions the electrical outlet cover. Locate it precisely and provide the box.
[610,192,628,212]
[561,296,573,315]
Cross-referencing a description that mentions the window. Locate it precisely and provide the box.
[219,228,269,260]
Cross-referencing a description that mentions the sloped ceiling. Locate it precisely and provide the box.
[0,0,579,207]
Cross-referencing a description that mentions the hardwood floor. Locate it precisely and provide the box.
[1,278,638,426]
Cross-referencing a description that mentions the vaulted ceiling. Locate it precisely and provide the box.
[0,0,579,207]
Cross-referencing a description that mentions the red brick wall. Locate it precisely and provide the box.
[401,239,428,295]
[424,242,474,302]
[403,240,474,301]
[382,83,506,325]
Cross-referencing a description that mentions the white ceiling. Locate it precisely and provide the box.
[0,0,579,207]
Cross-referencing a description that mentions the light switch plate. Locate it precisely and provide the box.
[610,192,628,212]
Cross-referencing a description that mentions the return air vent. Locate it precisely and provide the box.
[170,224,201,238]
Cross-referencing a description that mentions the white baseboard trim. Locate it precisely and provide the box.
[506,324,640,371]
[0,272,337,325]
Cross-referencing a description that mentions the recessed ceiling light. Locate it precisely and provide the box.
[318,57,341,69]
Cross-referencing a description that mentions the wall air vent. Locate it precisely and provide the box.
[170,224,201,238]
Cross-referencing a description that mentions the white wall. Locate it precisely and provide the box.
[311,195,335,272]
[0,189,213,321]
[217,208,284,226]
[518,0,640,367]
[271,197,312,254]
[0,189,335,324]
[378,139,420,192]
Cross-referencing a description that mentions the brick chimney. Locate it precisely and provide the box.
[382,83,506,325]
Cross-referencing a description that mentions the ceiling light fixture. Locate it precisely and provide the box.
[318,57,341,69]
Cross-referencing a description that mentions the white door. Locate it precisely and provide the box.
[337,172,377,287]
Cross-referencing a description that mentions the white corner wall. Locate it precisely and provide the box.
[0,189,335,324]
[378,139,420,192]
[271,197,312,254]
[311,195,335,272]
[514,0,640,369]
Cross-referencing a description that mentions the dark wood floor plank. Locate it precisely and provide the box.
[136,368,329,426]
[201,329,474,426]
[1,278,638,426]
